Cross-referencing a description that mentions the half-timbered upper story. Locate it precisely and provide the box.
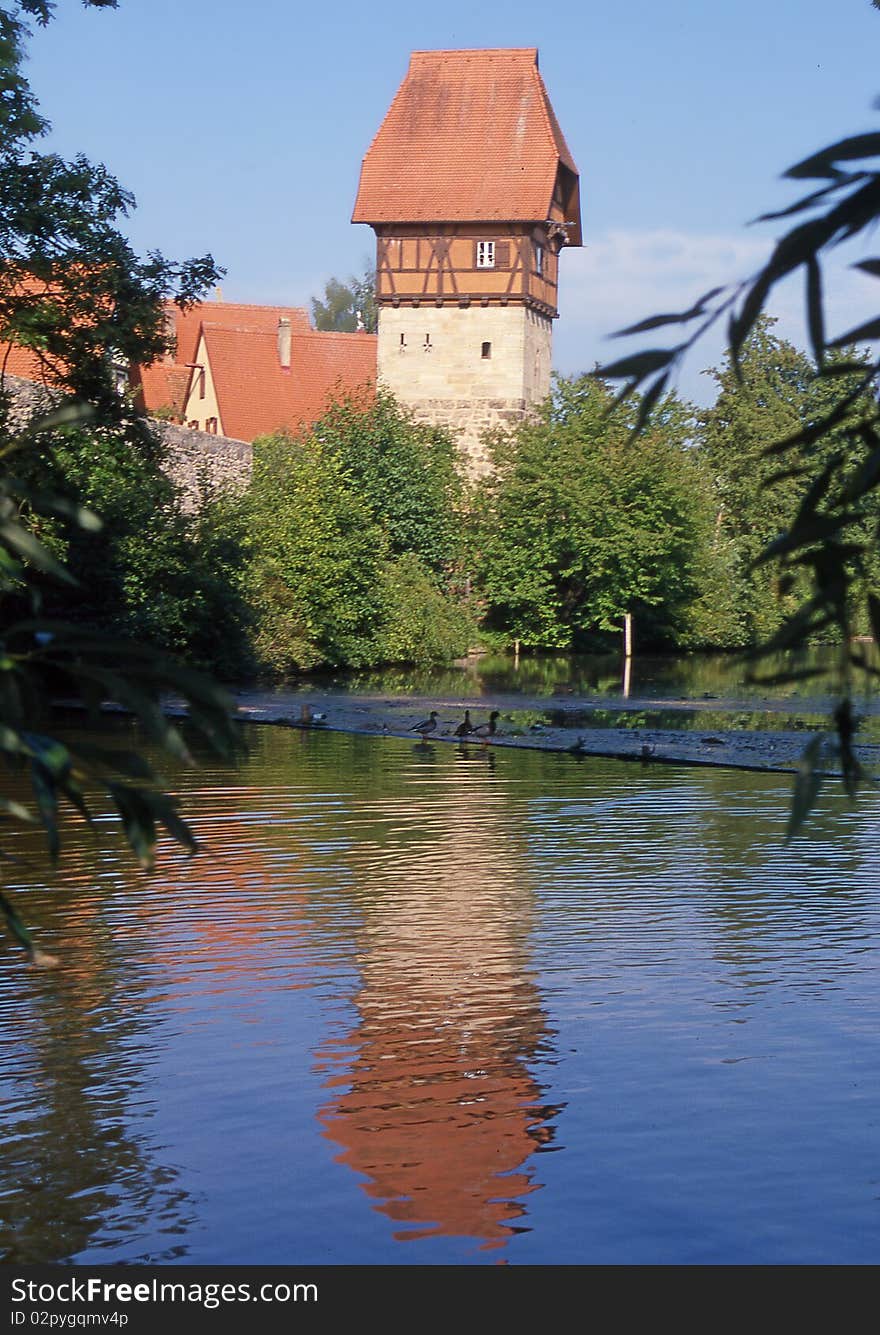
[352,48,581,319]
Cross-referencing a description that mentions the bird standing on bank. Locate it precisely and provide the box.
[471,710,500,740]
[454,709,475,737]
[410,710,439,739]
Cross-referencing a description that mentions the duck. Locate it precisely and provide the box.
[409,710,439,739]
[471,710,500,740]
[454,709,475,738]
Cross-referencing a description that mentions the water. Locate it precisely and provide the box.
[2,723,880,1265]
[305,644,880,706]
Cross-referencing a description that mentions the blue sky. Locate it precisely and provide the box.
[22,0,880,404]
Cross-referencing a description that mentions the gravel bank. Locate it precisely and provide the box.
[226,687,880,778]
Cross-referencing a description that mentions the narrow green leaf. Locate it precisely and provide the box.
[787,735,826,841]
[595,348,678,382]
[5,481,102,533]
[30,761,59,860]
[748,598,835,653]
[58,776,93,827]
[866,592,880,645]
[69,741,157,782]
[747,666,828,687]
[0,889,34,951]
[760,384,868,456]
[144,792,198,855]
[786,133,880,180]
[612,289,724,338]
[71,665,192,762]
[23,402,95,434]
[827,316,880,347]
[108,784,156,869]
[755,513,858,565]
[629,372,669,440]
[806,256,825,366]
[757,178,857,222]
[0,797,36,824]
[0,520,77,584]
[817,360,876,379]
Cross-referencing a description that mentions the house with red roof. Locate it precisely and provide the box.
[353,47,581,472]
[177,315,376,441]
[3,48,578,467]
[2,287,376,445]
[131,297,310,421]
[132,298,376,441]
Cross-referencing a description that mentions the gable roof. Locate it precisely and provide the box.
[352,48,581,241]
[0,341,51,383]
[132,299,313,416]
[169,299,311,369]
[199,324,377,442]
[131,360,190,418]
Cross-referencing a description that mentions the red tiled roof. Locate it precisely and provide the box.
[200,324,377,442]
[352,48,580,236]
[0,341,51,383]
[169,299,311,369]
[131,361,190,418]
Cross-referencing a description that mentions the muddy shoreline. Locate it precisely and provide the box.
[225,687,880,778]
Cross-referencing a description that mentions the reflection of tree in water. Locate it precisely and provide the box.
[668,766,880,993]
[0,848,197,1263]
[314,750,563,1252]
[523,752,880,1002]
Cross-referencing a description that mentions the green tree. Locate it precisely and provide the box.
[312,389,462,573]
[245,392,472,674]
[246,431,388,672]
[0,5,219,418]
[0,1,239,963]
[697,318,879,643]
[597,82,880,828]
[10,422,253,678]
[311,264,377,334]
[472,374,712,652]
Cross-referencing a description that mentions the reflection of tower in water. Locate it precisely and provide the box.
[315,751,562,1251]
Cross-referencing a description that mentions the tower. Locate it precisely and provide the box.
[352,48,582,473]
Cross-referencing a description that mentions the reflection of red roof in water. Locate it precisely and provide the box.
[318,1010,555,1249]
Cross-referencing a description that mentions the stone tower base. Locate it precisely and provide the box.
[377,304,552,476]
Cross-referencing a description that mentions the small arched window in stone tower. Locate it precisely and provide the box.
[481,341,492,360]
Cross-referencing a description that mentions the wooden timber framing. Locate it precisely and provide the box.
[374,221,563,319]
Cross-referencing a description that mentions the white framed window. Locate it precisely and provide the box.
[535,244,544,276]
[476,241,495,269]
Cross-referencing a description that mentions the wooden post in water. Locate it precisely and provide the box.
[622,612,633,698]
[622,652,632,698]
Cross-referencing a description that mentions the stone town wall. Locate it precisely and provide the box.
[159,421,252,512]
[2,375,253,511]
